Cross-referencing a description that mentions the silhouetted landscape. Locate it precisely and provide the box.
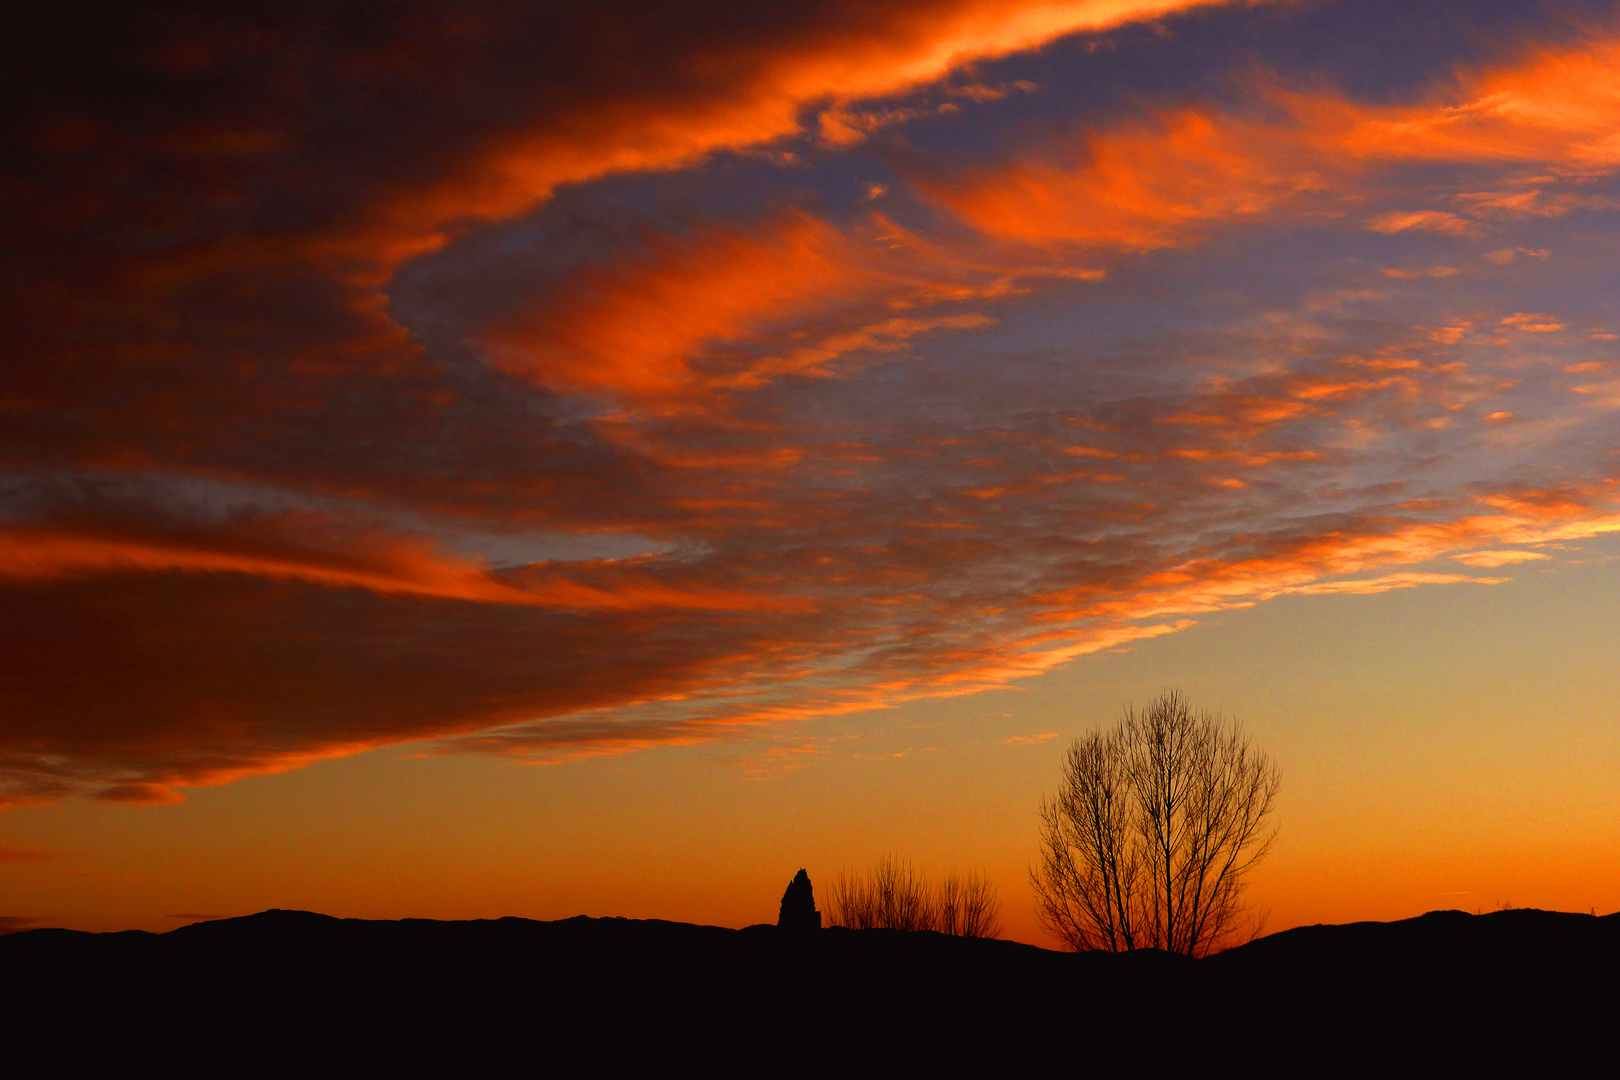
[6,902,1613,1059]
[9,8,1620,1065]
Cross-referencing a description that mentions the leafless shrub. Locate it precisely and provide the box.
[828,867,867,929]
[830,855,931,931]
[1032,690,1280,957]
[934,869,1003,939]
[828,855,1001,937]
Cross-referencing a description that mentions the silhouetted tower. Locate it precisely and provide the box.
[778,869,822,931]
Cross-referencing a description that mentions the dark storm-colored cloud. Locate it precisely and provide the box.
[4,0,1620,803]
[0,572,802,804]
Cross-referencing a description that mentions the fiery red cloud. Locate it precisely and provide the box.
[4,1,1620,806]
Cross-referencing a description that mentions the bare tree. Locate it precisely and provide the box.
[829,856,1002,937]
[1033,730,1141,952]
[1032,690,1279,957]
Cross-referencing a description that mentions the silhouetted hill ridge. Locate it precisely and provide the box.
[1214,906,1620,970]
[3,905,1612,1060]
[7,903,1612,966]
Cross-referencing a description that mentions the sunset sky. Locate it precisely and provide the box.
[6,0,1620,943]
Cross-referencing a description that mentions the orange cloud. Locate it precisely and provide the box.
[1367,210,1481,236]
[924,106,1324,248]
[457,481,1620,765]
[0,524,801,613]
[481,205,1069,412]
[327,0,1254,278]
[925,26,1620,250]
[1500,313,1567,333]
[1027,495,1620,625]
[0,525,535,604]
[1453,550,1550,568]
[1382,267,1459,279]
[483,215,881,406]
[12,5,1620,810]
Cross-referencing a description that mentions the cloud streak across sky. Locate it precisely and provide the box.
[5,0,1620,805]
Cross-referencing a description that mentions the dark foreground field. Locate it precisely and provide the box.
[5,907,1615,1063]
